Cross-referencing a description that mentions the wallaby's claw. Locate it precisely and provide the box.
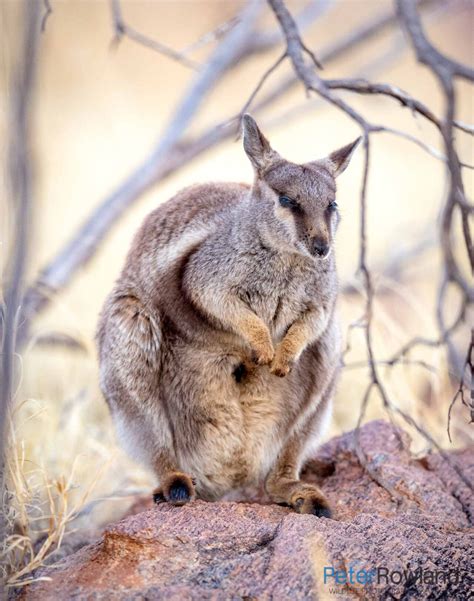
[270,362,290,377]
[270,354,293,377]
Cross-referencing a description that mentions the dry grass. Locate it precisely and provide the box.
[1,391,152,590]
[1,410,97,589]
[1,345,151,589]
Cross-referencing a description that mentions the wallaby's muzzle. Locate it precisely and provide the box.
[311,237,330,258]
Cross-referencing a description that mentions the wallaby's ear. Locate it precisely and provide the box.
[242,114,277,171]
[327,137,361,177]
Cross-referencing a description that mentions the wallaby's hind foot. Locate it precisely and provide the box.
[289,484,332,517]
[266,476,332,518]
[153,472,196,506]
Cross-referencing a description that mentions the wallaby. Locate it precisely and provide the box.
[97,115,360,516]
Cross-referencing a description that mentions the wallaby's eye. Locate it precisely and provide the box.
[279,195,300,211]
[328,201,338,211]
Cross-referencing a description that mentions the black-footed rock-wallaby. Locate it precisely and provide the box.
[97,115,360,516]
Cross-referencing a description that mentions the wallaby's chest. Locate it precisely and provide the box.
[239,260,318,339]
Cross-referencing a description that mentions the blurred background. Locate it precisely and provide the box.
[1,0,472,586]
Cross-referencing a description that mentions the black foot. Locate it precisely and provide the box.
[291,487,333,518]
[168,475,193,503]
[311,503,332,519]
[162,472,196,506]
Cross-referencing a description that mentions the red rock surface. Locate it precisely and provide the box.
[20,420,473,600]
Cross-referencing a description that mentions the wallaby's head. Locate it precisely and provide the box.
[242,114,360,260]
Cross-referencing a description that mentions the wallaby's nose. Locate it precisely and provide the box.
[312,239,330,258]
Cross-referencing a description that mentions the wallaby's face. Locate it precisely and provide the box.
[262,160,340,259]
[242,114,360,259]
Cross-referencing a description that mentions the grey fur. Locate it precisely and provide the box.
[97,115,359,514]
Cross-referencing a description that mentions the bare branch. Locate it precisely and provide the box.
[268,0,368,126]
[263,0,323,69]
[18,0,264,343]
[397,0,474,82]
[387,297,468,365]
[33,332,87,352]
[398,0,473,269]
[249,0,334,54]
[247,0,442,121]
[1,0,42,538]
[323,77,474,136]
[266,0,473,491]
[20,0,404,338]
[276,68,474,165]
[110,0,200,70]
[397,0,473,377]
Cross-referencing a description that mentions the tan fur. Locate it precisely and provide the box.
[238,314,275,365]
[97,115,360,515]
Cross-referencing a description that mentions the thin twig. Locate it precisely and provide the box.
[40,0,52,33]
[387,298,468,366]
[238,50,288,129]
[344,358,437,374]
[110,0,200,70]
[372,125,474,169]
[447,329,473,442]
[395,405,473,491]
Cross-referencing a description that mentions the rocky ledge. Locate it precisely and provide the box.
[21,420,473,600]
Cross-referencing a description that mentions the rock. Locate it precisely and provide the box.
[20,420,473,600]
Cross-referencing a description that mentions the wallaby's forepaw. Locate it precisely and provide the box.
[270,347,294,377]
[289,485,332,518]
[251,340,275,366]
[153,472,196,507]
